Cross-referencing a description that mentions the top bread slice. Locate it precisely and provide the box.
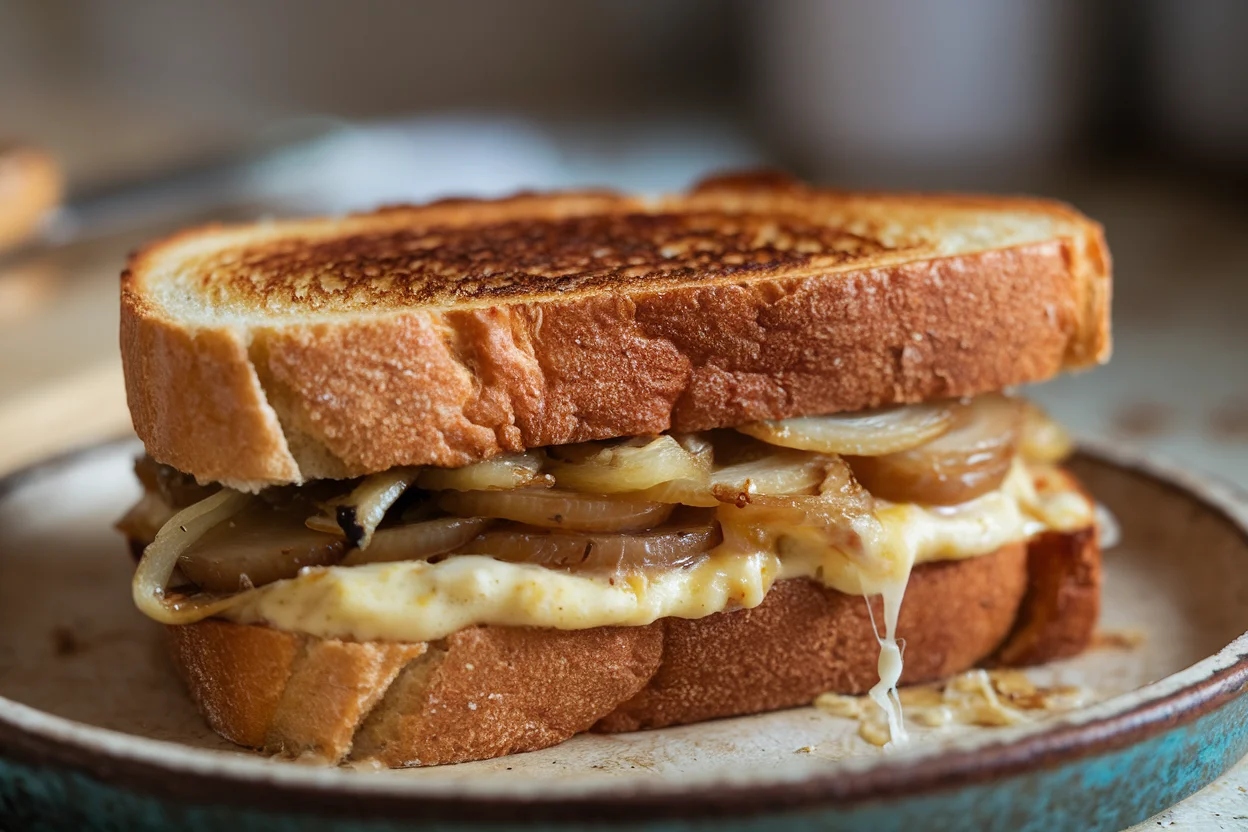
[121,171,1111,489]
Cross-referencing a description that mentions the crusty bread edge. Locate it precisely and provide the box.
[164,526,1099,767]
[120,298,302,488]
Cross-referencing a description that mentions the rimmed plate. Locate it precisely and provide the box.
[1,439,1246,831]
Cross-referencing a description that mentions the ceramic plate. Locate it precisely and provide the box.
[1,439,1247,831]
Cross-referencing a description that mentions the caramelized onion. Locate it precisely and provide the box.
[719,456,874,527]
[738,402,955,456]
[1019,400,1073,464]
[417,452,549,492]
[134,455,218,509]
[459,520,721,573]
[305,513,345,536]
[711,448,836,503]
[438,488,673,532]
[343,517,491,566]
[132,489,252,624]
[547,435,711,493]
[306,468,419,548]
[848,394,1022,505]
[181,500,346,592]
[711,457,883,574]
[634,478,718,506]
[641,444,833,507]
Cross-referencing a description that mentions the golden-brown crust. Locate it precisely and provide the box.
[350,625,664,767]
[120,300,301,486]
[265,638,426,761]
[165,619,299,748]
[596,543,1028,732]
[121,174,1112,487]
[0,145,61,252]
[185,212,903,313]
[993,526,1101,666]
[163,527,1100,767]
[166,618,665,767]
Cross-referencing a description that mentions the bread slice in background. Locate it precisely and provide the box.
[0,145,60,252]
[121,172,1110,490]
[165,526,1099,767]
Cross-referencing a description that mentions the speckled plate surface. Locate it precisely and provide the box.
[2,439,1247,831]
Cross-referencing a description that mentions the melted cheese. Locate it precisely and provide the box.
[221,460,1091,643]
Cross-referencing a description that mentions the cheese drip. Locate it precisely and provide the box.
[867,572,912,749]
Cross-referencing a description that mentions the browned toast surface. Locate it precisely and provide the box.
[122,173,1111,488]
[125,174,1103,323]
[161,209,909,314]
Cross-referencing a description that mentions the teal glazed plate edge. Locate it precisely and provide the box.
[2,438,1248,832]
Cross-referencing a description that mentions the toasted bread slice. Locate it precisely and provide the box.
[0,145,60,252]
[122,172,1110,489]
[993,526,1100,666]
[164,526,1099,767]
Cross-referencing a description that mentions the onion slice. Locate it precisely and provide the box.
[719,455,873,524]
[307,467,419,548]
[848,394,1022,506]
[547,435,711,493]
[417,452,549,492]
[180,500,347,592]
[343,517,492,566]
[439,488,672,532]
[711,448,836,504]
[717,457,882,566]
[642,446,833,507]
[1019,400,1073,464]
[132,489,251,624]
[737,402,955,456]
[459,520,721,574]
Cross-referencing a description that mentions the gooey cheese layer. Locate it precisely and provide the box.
[218,460,1092,643]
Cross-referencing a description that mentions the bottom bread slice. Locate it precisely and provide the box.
[165,528,1099,767]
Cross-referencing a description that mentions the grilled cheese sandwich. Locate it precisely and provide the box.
[117,172,1111,766]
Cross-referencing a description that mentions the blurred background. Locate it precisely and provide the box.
[0,0,1245,483]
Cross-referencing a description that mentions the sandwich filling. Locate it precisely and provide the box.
[123,394,1092,746]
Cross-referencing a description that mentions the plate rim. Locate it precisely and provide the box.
[2,437,1248,824]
